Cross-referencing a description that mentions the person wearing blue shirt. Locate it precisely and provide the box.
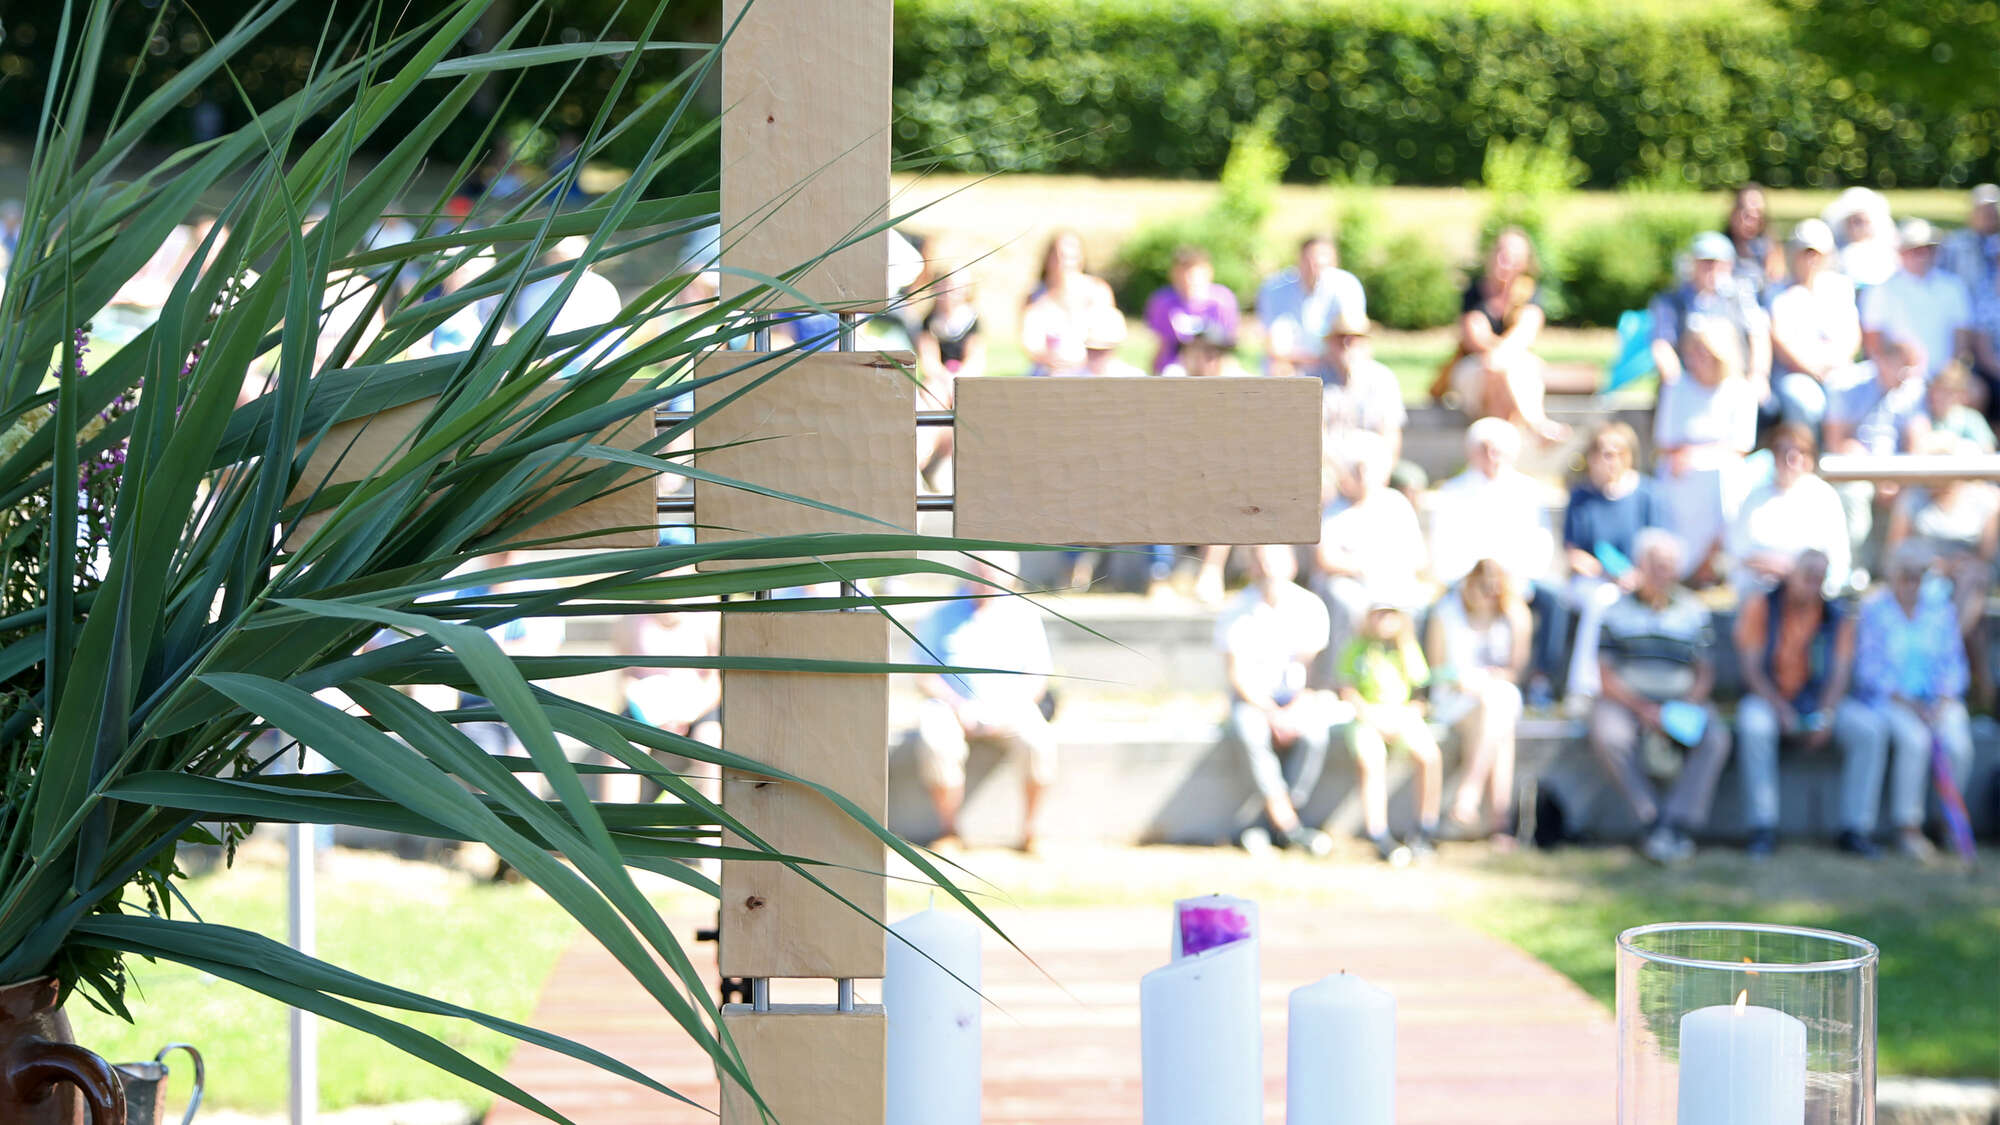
[1851,544,1975,861]
[1559,422,1660,702]
[1256,235,1366,376]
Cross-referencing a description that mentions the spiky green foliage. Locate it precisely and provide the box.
[0,2,1006,1119]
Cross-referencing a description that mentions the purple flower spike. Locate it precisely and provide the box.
[1178,905,1253,956]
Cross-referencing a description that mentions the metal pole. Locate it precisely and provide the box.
[752,978,771,1012]
[288,821,317,1125]
[836,978,855,1012]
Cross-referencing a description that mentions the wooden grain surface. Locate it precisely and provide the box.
[952,376,1325,546]
[718,1005,887,1125]
[693,351,916,571]
[488,896,1618,1125]
[718,613,889,980]
[286,382,658,549]
[720,0,892,307]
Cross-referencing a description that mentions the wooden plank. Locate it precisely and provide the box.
[718,1005,887,1125]
[1818,452,2000,484]
[718,613,888,980]
[286,381,658,550]
[720,0,892,307]
[693,352,915,571]
[953,377,1324,546]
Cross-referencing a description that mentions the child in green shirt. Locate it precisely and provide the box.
[1337,603,1445,864]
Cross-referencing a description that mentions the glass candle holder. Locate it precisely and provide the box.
[1617,922,1876,1125]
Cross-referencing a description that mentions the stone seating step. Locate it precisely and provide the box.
[890,713,2000,849]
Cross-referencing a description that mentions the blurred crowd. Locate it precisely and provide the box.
[26,158,1993,871]
[881,183,1996,869]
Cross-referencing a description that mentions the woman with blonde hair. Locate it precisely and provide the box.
[1427,558,1530,845]
[1021,229,1115,377]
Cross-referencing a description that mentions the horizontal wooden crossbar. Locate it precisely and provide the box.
[1817,453,2000,484]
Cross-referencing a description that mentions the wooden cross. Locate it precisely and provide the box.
[695,2,1321,1120]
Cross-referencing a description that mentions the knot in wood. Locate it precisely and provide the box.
[745,895,767,911]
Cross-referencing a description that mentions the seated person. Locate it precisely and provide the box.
[1766,218,1861,429]
[1860,218,1973,380]
[1425,559,1529,845]
[1732,550,1878,859]
[1176,323,1246,378]
[1220,544,1339,857]
[1885,432,2000,710]
[1439,226,1567,442]
[1308,308,1406,464]
[914,271,984,491]
[1852,544,1977,862]
[1144,246,1240,376]
[911,555,1057,850]
[1926,362,1996,452]
[1257,234,1366,376]
[1316,432,1428,662]
[1338,601,1444,864]
[622,610,722,811]
[1429,417,1565,700]
[1079,305,1145,378]
[1824,334,1931,564]
[1649,232,1772,403]
[1560,421,1660,703]
[1725,423,1851,596]
[1022,229,1115,377]
[1653,318,1759,585]
[1589,529,1733,865]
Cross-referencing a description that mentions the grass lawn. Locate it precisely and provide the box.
[68,845,581,1115]
[1450,847,2000,1080]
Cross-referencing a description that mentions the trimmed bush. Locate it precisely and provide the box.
[892,0,2000,188]
[1110,114,1287,312]
[1559,206,1716,327]
[1336,197,1460,330]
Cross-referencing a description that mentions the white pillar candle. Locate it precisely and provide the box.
[885,909,982,1125]
[1142,896,1261,1125]
[1676,994,1807,1125]
[1286,973,1395,1125]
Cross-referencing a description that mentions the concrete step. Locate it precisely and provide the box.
[886,713,2000,848]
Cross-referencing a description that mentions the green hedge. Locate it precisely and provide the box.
[892,0,2000,189]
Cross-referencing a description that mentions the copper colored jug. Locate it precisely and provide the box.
[0,978,127,1124]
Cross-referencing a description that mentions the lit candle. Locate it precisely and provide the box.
[885,908,982,1125]
[1286,972,1395,1125]
[1676,992,1807,1125]
[1141,896,1261,1125]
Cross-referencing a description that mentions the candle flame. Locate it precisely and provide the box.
[1734,990,1749,1012]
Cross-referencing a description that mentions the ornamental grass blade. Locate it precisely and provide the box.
[195,671,756,1099]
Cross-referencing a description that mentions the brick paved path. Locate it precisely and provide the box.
[488,895,1614,1124]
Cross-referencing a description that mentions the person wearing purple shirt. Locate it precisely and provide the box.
[1851,544,1974,861]
[1144,246,1240,375]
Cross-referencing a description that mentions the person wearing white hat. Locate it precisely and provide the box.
[1647,231,1771,396]
[1767,218,1862,429]
[1860,217,1974,380]
[1940,184,2000,290]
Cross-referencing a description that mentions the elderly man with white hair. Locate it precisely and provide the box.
[1590,528,1733,865]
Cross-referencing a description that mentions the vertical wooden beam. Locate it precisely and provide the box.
[692,352,916,570]
[719,1006,887,1125]
[718,612,889,980]
[720,0,893,308]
